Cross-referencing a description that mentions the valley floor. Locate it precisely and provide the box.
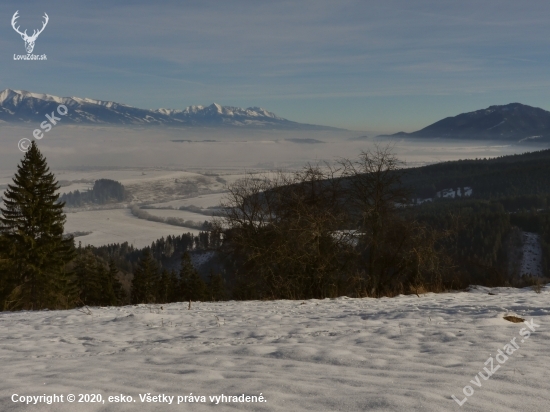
[1,286,549,411]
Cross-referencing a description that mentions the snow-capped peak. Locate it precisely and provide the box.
[210,103,223,114]
[0,89,132,109]
[0,90,282,121]
[0,89,66,105]
[0,89,335,130]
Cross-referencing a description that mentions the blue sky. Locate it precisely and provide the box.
[2,0,550,132]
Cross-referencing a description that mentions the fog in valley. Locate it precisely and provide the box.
[0,125,543,171]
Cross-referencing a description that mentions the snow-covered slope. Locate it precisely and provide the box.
[1,286,549,411]
[0,89,337,130]
[521,232,543,277]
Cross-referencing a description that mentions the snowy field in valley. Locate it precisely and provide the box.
[41,170,237,248]
[64,209,201,248]
[54,169,231,205]
[1,286,549,411]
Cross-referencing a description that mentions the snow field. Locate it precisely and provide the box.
[64,209,201,248]
[54,170,202,186]
[1,286,549,411]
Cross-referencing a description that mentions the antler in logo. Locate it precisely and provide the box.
[11,11,49,54]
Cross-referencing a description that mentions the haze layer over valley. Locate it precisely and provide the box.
[1,125,542,170]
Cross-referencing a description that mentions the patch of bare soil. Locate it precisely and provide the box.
[503,315,525,323]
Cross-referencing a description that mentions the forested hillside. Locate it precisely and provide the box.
[402,148,550,201]
[398,149,550,284]
[91,230,219,274]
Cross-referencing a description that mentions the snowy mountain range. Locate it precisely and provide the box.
[383,103,550,141]
[0,89,337,130]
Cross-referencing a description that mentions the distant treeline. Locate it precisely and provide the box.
[141,204,221,217]
[130,205,212,231]
[60,179,128,207]
[91,230,220,275]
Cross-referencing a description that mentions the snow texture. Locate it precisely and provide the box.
[416,187,472,204]
[191,251,216,268]
[520,232,543,277]
[436,186,472,199]
[1,286,549,411]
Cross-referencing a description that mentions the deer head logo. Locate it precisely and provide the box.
[11,11,49,54]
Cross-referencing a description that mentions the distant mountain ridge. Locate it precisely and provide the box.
[0,89,338,130]
[382,103,550,141]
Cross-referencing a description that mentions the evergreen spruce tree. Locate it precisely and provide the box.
[0,142,75,310]
[208,271,226,301]
[72,246,123,307]
[74,246,103,305]
[167,269,179,302]
[179,252,206,301]
[188,269,206,302]
[107,258,124,305]
[157,268,180,304]
[0,236,15,307]
[94,262,111,305]
[131,249,159,304]
[157,268,172,304]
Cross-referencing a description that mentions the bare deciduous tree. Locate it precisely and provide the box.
[340,146,453,297]
[216,146,456,300]
[215,165,355,299]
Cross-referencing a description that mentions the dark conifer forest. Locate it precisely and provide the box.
[60,179,128,207]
